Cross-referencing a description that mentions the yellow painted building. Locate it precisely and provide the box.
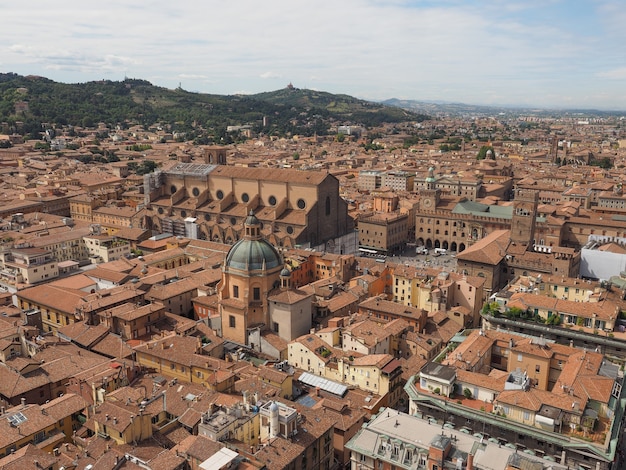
[0,394,86,457]
[288,335,403,406]
[134,336,235,392]
[92,400,153,445]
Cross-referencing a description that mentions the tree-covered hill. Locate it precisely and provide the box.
[0,74,428,140]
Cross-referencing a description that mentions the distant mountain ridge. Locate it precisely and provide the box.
[0,74,428,139]
[382,97,626,117]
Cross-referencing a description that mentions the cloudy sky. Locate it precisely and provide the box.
[2,0,625,110]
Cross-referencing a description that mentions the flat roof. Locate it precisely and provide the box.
[199,447,238,470]
[299,371,348,397]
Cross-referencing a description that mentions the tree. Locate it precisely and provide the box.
[476,145,495,160]
[463,388,473,399]
[293,152,300,160]
[591,157,613,169]
[546,314,561,325]
[135,160,158,175]
[34,142,50,151]
[506,306,525,319]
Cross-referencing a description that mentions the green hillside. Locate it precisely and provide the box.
[0,74,428,141]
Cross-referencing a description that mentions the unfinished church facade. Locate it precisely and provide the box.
[141,163,354,250]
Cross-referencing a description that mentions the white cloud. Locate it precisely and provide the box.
[260,72,282,79]
[0,0,624,109]
[597,67,626,80]
[178,74,208,80]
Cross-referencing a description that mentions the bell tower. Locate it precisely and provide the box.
[511,188,539,248]
[420,167,441,211]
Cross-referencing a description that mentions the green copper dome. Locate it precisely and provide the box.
[224,210,281,271]
[225,238,282,271]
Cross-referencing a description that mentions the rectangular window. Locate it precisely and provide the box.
[229,315,236,328]
[535,365,540,373]
[518,354,523,362]
[233,285,239,298]
[253,287,260,301]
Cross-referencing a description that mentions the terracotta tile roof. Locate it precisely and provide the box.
[134,335,199,363]
[343,319,392,347]
[91,333,134,359]
[576,376,615,403]
[177,407,203,428]
[497,388,587,413]
[359,296,426,320]
[0,397,79,449]
[82,286,145,313]
[257,365,290,385]
[352,353,393,368]
[85,266,132,284]
[57,322,110,348]
[34,342,109,384]
[442,330,494,370]
[508,292,619,321]
[160,425,192,446]
[18,283,87,314]
[0,443,59,470]
[318,290,361,312]
[146,276,201,300]
[41,393,87,421]
[233,378,282,399]
[50,273,98,291]
[144,449,186,470]
[173,434,224,462]
[102,301,165,322]
[456,229,510,265]
[268,288,312,304]
[456,369,507,391]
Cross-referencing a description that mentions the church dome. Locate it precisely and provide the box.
[224,210,281,271]
[225,238,282,271]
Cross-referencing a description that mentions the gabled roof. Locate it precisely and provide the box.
[456,229,510,265]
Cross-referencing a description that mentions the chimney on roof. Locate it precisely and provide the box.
[20,397,26,408]
[466,452,474,470]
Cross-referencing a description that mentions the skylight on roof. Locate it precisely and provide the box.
[7,412,27,426]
